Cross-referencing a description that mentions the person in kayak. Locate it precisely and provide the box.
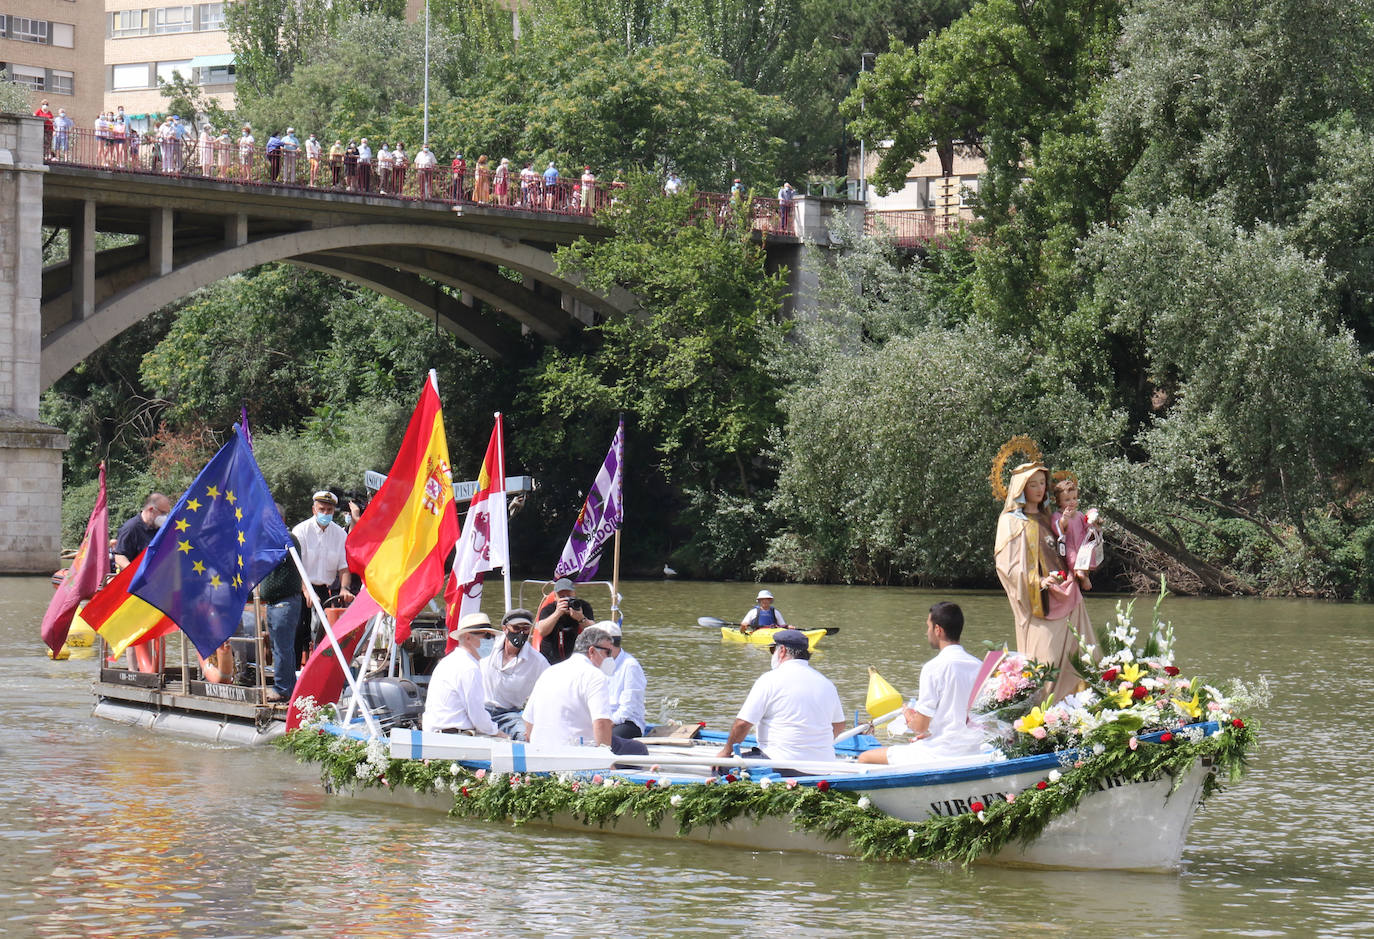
[715,628,845,772]
[740,589,787,633]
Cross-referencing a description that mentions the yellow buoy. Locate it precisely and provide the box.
[65,620,97,648]
[865,666,903,718]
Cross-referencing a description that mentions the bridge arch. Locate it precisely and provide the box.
[40,221,639,390]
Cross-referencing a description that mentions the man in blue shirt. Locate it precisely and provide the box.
[266,131,283,181]
[543,162,559,209]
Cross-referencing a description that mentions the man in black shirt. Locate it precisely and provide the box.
[113,493,171,569]
[258,503,304,702]
[535,578,594,665]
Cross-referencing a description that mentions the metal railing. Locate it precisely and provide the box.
[46,127,795,234]
[864,209,970,247]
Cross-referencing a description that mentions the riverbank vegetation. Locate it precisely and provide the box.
[40,0,1374,598]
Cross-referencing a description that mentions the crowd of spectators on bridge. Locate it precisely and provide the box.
[38,107,799,232]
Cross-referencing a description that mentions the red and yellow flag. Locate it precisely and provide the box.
[346,371,459,630]
[77,549,177,657]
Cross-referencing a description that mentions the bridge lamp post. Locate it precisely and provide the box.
[858,52,875,205]
[423,0,431,147]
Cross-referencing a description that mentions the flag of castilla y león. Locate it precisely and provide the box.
[346,371,460,627]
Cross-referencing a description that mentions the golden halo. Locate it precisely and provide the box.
[989,435,1043,501]
[1052,469,1078,486]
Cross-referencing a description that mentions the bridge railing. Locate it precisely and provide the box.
[864,209,972,247]
[690,191,795,237]
[47,127,793,234]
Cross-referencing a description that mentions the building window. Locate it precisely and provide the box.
[198,64,235,85]
[959,176,980,207]
[51,23,74,48]
[111,10,150,38]
[156,60,192,85]
[49,69,74,95]
[154,6,194,34]
[112,62,152,90]
[199,3,226,31]
[9,16,51,44]
[7,63,45,90]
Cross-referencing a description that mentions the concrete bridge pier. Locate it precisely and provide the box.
[0,114,67,573]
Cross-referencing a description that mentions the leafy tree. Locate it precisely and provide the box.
[158,73,232,130]
[0,69,30,113]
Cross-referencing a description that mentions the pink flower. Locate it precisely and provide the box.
[1004,793,1016,804]
[1129,736,1139,750]
[786,779,799,789]
[475,769,487,780]
[1031,727,1047,740]
[592,774,604,784]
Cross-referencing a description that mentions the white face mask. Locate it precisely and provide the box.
[770,648,785,670]
[153,514,168,528]
[598,654,616,676]
[341,512,352,528]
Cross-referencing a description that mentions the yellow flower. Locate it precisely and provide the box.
[1121,662,1147,684]
[1172,691,1203,719]
[1109,683,1135,708]
[1014,704,1048,733]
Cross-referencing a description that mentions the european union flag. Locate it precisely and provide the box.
[130,424,291,659]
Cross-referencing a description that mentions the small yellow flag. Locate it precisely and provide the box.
[865,666,903,718]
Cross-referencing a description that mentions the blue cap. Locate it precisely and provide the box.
[771,629,809,651]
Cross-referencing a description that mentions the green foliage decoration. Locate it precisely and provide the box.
[280,718,1255,867]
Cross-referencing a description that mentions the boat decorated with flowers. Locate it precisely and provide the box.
[281,596,1262,871]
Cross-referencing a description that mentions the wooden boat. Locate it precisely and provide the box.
[293,719,1229,872]
[719,626,829,650]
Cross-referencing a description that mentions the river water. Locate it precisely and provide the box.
[2,576,1371,937]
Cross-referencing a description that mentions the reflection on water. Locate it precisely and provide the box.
[2,576,1373,936]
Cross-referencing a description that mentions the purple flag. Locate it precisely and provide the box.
[554,418,624,582]
[240,404,253,449]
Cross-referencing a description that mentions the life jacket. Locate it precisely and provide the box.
[751,605,781,628]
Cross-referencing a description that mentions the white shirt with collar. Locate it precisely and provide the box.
[736,658,844,764]
[608,648,646,729]
[290,517,347,586]
[424,646,498,734]
[910,643,984,740]
[481,640,549,710]
[521,653,611,747]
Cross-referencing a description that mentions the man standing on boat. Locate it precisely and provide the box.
[857,601,983,765]
[258,503,304,703]
[716,629,845,770]
[291,490,354,664]
[480,608,549,739]
[424,613,505,736]
[740,589,786,633]
[535,577,594,664]
[600,621,646,739]
[113,492,171,570]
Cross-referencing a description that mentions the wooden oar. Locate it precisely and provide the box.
[696,615,840,636]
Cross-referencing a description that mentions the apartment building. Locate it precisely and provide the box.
[0,1,105,125]
[857,145,984,221]
[104,1,233,132]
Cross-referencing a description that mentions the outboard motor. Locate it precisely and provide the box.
[347,677,423,730]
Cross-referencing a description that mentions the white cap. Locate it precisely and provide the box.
[757,589,773,600]
[593,620,621,638]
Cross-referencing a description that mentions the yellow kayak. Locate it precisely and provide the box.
[720,626,828,651]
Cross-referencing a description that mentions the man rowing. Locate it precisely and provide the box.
[715,628,845,772]
[740,589,787,633]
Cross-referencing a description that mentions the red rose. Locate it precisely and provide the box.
[725,773,737,783]
[1132,685,1148,700]
[1101,668,1119,682]
[970,801,985,813]
[1036,780,1047,790]
[1164,666,1180,676]
[1232,718,1245,729]
[460,786,469,797]
[645,780,654,788]
[1159,732,1174,743]
[817,780,830,792]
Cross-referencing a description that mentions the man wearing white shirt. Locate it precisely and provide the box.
[600,621,646,738]
[522,626,647,755]
[716,629,845,769]
[858,601,983,765]
[290,490,354,665]
[424,613,504,735]
[481,608,548,739]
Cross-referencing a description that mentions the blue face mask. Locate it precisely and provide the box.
[477,636,496,658]
[315,512,333,527]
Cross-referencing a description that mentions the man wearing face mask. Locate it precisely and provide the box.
[522,626,648,755]
[715,629,846,770]
[113,493,172,570]
[480,608,549,739]
[599,621,647,739]
[423,613,506,736]
[291,490,354,664]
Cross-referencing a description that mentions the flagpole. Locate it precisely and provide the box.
[495,411,512,613]
[289,545,382,738]
[611,530,622,625]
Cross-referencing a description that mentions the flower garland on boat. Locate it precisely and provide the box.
[281,594,1261,869]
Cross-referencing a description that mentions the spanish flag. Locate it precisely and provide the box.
[346,370,459,630]
[77,549,177,657]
